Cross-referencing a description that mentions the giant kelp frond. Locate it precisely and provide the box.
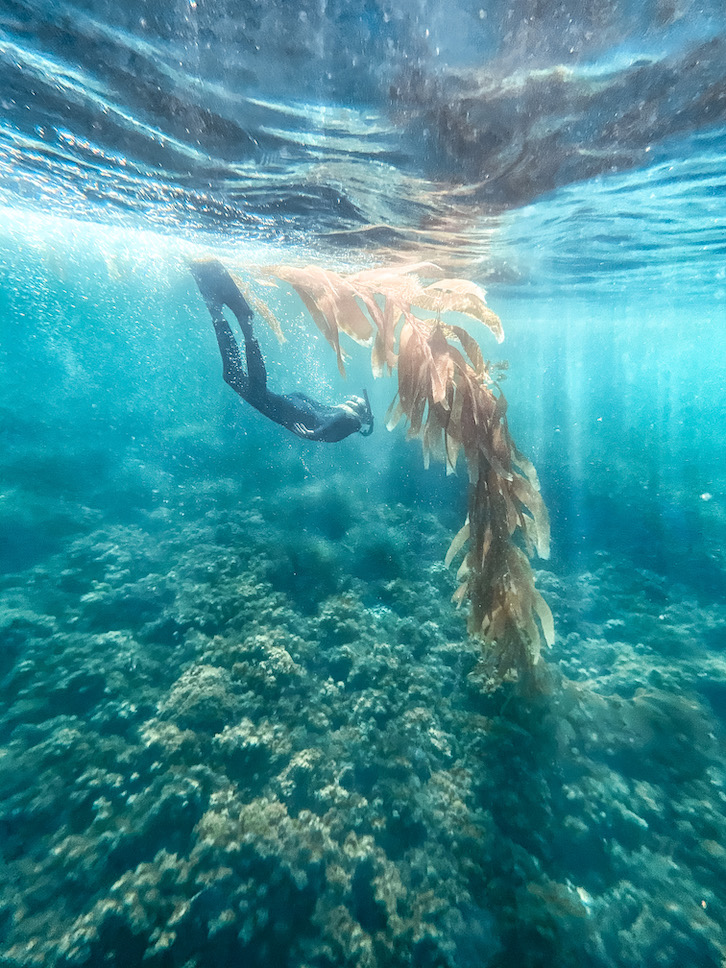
[264,260,552,687]
[443,417,554,683]
[263,262,498,379]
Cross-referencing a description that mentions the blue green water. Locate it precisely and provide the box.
[2,3,726,966]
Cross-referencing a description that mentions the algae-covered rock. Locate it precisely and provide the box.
[158,664,241,732]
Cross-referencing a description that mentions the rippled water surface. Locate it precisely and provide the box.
[2,0,726,275]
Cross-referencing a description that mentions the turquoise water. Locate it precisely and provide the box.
[2,3,726,967]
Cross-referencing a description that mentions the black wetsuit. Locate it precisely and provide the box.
[190,259,372,442]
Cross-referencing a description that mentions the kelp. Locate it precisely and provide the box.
[262,262,553,687]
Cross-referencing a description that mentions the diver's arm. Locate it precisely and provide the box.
[291,411,363,443]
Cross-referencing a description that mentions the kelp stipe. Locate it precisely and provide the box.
[263,262,553,688]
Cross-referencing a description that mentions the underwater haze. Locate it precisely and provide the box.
[1,1,726,966]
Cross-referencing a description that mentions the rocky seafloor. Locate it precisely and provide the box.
[1,471,726,968]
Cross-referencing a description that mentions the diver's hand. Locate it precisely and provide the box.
[293,422,315,439]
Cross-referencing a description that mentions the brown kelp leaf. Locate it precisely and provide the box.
[271,264,372,344]
[452,582,468,607]
[268,268,336,333]
[534,588,555,647]
[512,444,541,490]
[352,261,443,292]
[385,396,406,433]
[317,286,373,344]
[477,436,514,482]
[423,415,448,468]
[396,321,417,408]
[444,431,461,474]
[229,273,286,343]
[414,279,505,343]
[358,292,389,376]
[445,519,470,567]
[295,286,347,377]
[428,329,455,405]
[510,476,551,559]
[371,332,387,378]
[446,324,485,377]
[250,295,286,342]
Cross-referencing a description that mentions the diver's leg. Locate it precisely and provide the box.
[190,258,254,326]
[209,307,248,396]
[190,258,268,397]
[239,319,268,397]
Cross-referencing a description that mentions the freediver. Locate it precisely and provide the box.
[190,258,374,443]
